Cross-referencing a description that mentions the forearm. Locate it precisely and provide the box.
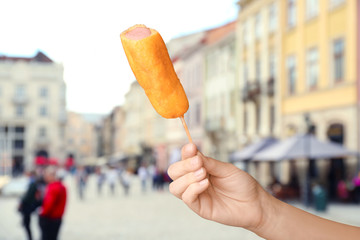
[253,193,360,240]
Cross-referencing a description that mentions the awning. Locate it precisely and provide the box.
[230,137,278,162]
[253,134,358,161]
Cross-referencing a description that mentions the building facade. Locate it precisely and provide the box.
[203,21,237,162]
[236,0,282,185]
[279,0,359,195]
[65,112,98,166]
[0,51,66,175]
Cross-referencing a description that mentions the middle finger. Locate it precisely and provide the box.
[168,155,203,181]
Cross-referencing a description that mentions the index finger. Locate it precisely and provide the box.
[181,143,198,160]
[168,155,203,181]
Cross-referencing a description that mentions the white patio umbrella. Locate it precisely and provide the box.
[253,134,357,161]
[230,137,278,162]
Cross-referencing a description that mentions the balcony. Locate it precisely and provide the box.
[12,95,28,105]
[242,81,260,102]
[267,77,275,97]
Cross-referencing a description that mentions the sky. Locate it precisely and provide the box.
[1,0,238,114]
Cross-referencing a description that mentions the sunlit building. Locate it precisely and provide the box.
[236,0,281,185]
[279,0,359,197]
[120,81,163,169]
[65,112,98,166]
[111,106,126,157]
[237,0,281,139]
[99,114,112,158]
[0,51,66,175]
[202,21,237,161]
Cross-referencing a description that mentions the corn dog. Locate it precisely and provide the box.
[120,24,189,119]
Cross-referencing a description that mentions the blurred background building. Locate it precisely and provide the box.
[0,51,66,176]
[236,0,281,185]
[1,1,360,201]
[65,112,98,166]
[279,0,359,198]
[91,0,360,191]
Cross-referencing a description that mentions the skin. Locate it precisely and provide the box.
[168,143,360,240]
[43,168,56,184]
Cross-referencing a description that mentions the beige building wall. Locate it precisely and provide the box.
[122,81,150,155]
[181,41,206,151]
[236,0,281,186]
[65,112,97,165]
[0,52,66,172]
[112,106,126,155]
[203,22,237,161]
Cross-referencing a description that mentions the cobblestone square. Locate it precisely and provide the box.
[1,175,359,240]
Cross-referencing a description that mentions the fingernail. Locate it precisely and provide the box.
[194,168,203,178]
[190,156,199,166]
[199,178,208,186]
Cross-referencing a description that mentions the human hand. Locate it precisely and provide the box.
[167,143,273,230]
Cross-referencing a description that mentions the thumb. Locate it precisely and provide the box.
[198,152,235,177]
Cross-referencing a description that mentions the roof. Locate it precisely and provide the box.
[0,51,53,63]
[168,20,237,62]
[204,21,236,45]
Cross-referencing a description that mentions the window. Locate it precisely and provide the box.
[15,85,26,98]
[256,104,261,133]
[255,58,261,82]
[13,140,24,149]
[243,23,250,46]
[333,38,345,82]
[269,51,276,79]
[15,126,25,133]
[287,56,296,94]
[270,105,275,134]
[287,0,297,28]
[39,87,48,98]
[39,106,48,117]
[330,0,345,9]
[15,105,25,117]
[243,62,248,83]
[243,108,248,133]
[269,3,277,32]
[38,127,47,137]
[255,13,262,39]
[306,0,318,19]
[306,48,319,89]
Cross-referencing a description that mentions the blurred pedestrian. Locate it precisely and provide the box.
[96,166,106,195]
[120,169,131,196]
[138,163,148,193]
[106,166,118,195]
[147,164,156,190]
[75,166,88,200]
[18,170,44,240]
[64,154,75,175]
[39,166,67,240]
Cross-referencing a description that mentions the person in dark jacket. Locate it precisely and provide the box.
[18,170,44,240]
[39,166,67,240]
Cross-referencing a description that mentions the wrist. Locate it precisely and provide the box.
[248,187,283,239]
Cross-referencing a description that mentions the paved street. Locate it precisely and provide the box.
[1,175,360,240]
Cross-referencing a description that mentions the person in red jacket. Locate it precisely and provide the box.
[39,166,67,240]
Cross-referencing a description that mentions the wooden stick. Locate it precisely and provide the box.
[180,116,193,143]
